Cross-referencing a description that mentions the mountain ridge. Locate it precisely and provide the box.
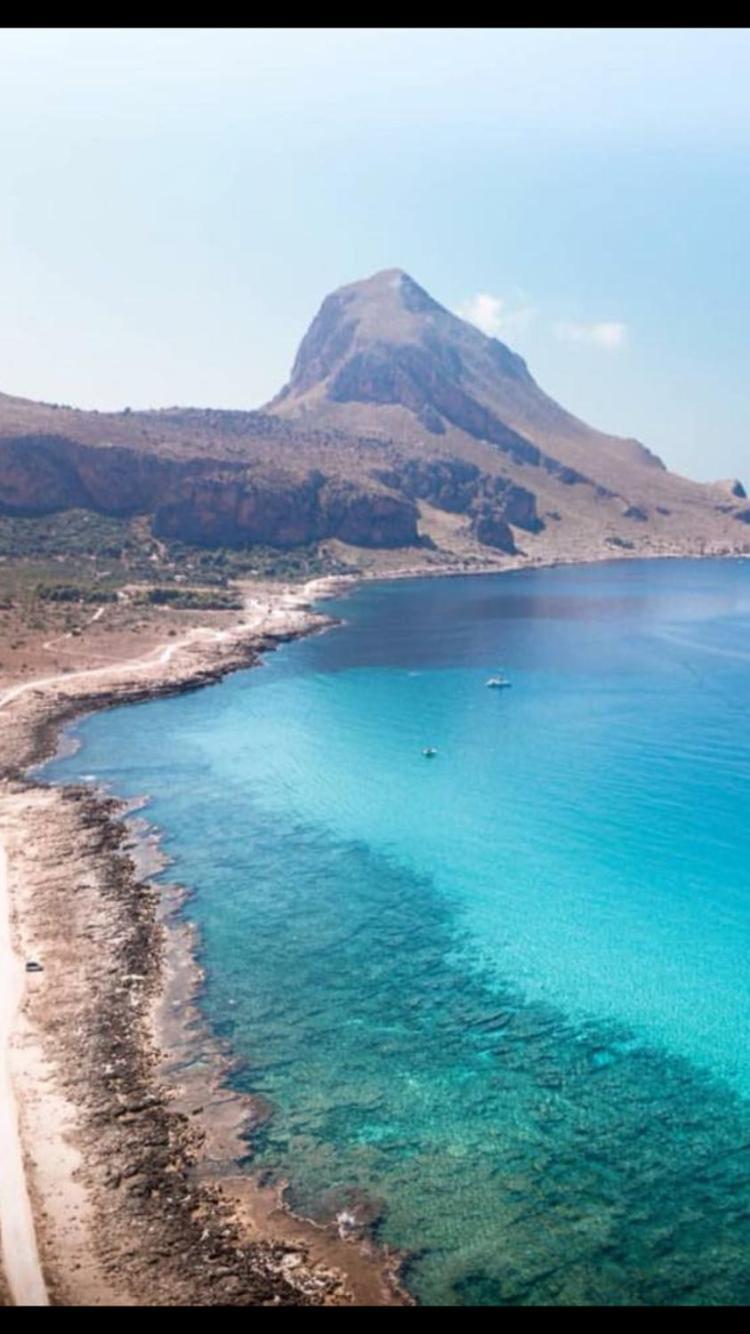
[266,269,667,488]
[0,269,747,567]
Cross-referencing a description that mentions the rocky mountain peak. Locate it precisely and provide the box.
[267,267,536,442]
[0,266,746,567]
[266,269,670,494]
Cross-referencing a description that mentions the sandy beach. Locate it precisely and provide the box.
[0,575,411,1307]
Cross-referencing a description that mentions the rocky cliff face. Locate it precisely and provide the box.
[372,456,543,551]
[0,435,183,515]
[267,269,666,490]
[0,269,747,563]
[262,269,750,557]
[0,435,418,550]
[152,469,417,548]
[328,340,545,467]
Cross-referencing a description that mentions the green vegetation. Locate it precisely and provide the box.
[0,512,360,632]
[0,560,117,608]
[36,583,118,604]
[0,511,359,588]
[133,586,243,611]
[0,509,138,561]
[160,540,359,584]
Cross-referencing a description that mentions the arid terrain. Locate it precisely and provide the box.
[0,269,747,595]
[0,267,748,1307]
[0,577,415,1307]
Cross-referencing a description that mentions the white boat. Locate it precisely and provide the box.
[422,747,438,758]
[486,675,511,689]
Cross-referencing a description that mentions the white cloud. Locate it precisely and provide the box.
[456,292,536,341]
[553,320,628,349]
[457,293,627,352]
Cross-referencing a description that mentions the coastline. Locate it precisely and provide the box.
[0,547,746,1306]
[0,831,48,1305]
[0,575,409,1306]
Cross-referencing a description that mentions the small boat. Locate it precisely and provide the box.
[486,675,511,689]
[422,747,438,758]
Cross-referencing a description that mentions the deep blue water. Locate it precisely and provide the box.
[45,559,750,1305]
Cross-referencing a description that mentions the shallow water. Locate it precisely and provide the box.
[46,559,750,1304]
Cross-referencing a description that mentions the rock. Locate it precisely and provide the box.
[0,434,419,552]
[328,340,543,466]
[715,478,747,499]
[374,457,481,513]
[372,457,542,532]
[153,469,418,550]
[491,481,543,532]
[470,507,517,553]
[417,404,445,434]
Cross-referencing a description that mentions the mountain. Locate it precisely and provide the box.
[0,269,747,566]
[265,267,749,542]
[268,268,664,489]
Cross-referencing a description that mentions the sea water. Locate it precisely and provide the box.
[45,559,750,1304]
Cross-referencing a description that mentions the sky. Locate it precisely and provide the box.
[0,27,748,482]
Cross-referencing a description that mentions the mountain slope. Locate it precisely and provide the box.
[0,270,747,568]
[267,268,666,487]
[264,267,749,560]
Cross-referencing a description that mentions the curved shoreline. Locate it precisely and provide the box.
[0,550,746,1306]
[0,577,409,1306]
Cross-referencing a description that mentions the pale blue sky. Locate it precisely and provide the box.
[1,28,748,481]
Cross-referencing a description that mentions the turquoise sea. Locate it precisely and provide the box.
[45,559,750,1305]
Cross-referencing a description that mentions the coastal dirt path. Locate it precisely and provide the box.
[41,603,106,656]
[0,617,254,1305]
[0,581,331,1305]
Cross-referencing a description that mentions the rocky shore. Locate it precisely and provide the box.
[1,550,742,1306]
[0,580,409,1306]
